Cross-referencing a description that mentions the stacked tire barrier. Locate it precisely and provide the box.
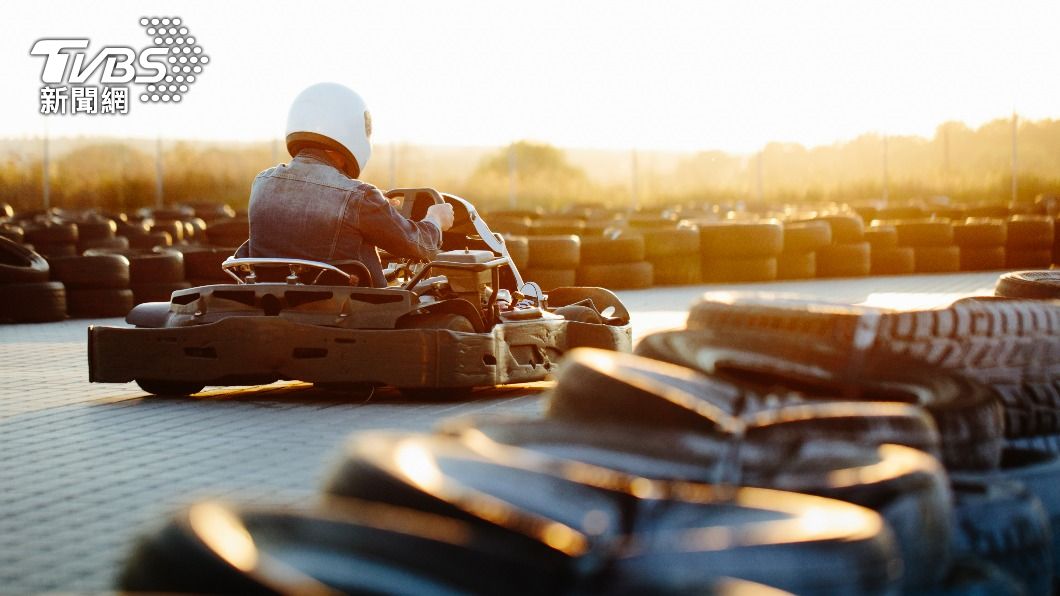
[697,220,782,283]
[576,231,653,290]
[117,276,1060,593]
[641,223,701,285]
[866,224,915,275]
[954,218,1007,271]
[890,219,960,273]
[1005,215,1054,269]
[813,214,871,278]
[47,253,134,318]
[778,220,830,279]
[0,237,66,323]
[525,235,580,290]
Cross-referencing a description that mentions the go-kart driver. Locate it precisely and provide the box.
[233,83,455,287]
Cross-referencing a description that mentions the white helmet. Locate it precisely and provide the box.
[285,83,372,178]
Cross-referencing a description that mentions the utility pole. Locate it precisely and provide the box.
[1010,111,1019,203]
[882,134,890,202]
[755,151,764,203]
[630,148,639,213]
[507,144,517,209]
[155,136,164,208]
[388,143,397,189]
[942,126,951,179]
[41,134,50,211]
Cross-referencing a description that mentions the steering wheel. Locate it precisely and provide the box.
[385,187,445,221]
[384,188,447,286]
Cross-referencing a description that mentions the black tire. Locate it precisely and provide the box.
[914,246,961,273]
[579,234,645,265]
[871,247,915,275]
[523,267,577,290]
[118,504,274,594]
[441,417,948,591]
[0,223,25,244]
[576,261,653,289]
[815,214,865,243]
[149,219,185,243]
[0,281,66,323]
[782,221,831,253]
[0,236,49,283]
[944,477,1052,595]
[135,379,205,396]
[131,281,193,304]
[527,235,580,269]
[65,288,135,318]
[698,221,783,258]
[48,254,130,289]
[549,347,941,457]
[396,312,475,332]
[530,217,585,236]
[204,218,249,248]
[396,313,477,398]
[930,556,1025,596]
[686,292,1059,440]
[953,448,1060,593]
[815,242,871,278]
[24,222,78,245]
[776,251,815,280]
[502,236,530,270]
[33,242,77,258]
[960,246,1006,271]
[748,442,953,591]
[490,216,532,236]
[1005,248,1052,269]
[864,225,899,250]
[1007,433,1060,453]
[121,500,579,595]
[179,247,235,282]
[967,203,1012,218]
[877,205,927,220]
[647,255,701,285]
[74,218,117,244]
[1006,216,1054,249]
[894,220,955,247]
[326,432,898,596]
[954,219,1007,247]
[995,270,1060,299]
[79,236,130,252]
[641,226,699,259]
[128,231,172,250]
[701,256,777,283]
[124,250,185,283]
[633,329,1000,470]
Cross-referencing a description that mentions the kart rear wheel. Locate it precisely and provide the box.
[397,312,476,332]
[396,313,478,400]
[136,379,205,396]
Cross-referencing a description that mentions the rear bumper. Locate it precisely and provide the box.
[88,316,631,388]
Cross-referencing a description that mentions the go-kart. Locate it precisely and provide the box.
[87,188,632,396]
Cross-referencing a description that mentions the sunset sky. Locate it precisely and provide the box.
[4,0,1058,153]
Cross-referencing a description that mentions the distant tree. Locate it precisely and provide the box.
[468,141,594,210]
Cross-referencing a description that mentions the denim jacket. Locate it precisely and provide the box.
[234,148,441,287]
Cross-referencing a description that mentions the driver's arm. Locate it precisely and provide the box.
[356,187,444,261]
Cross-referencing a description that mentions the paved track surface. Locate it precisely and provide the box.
[0,272,999,592]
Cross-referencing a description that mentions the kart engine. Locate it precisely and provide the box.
[430,249,496,305]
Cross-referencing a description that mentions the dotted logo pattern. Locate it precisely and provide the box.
[137,17,208,103]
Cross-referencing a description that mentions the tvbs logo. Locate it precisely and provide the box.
[31,17,209,116]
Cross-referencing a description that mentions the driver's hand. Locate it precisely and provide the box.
[425,203,455,232]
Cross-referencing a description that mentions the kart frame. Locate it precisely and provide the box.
[87,189,632,393]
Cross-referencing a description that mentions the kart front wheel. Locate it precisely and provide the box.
[136,379,206,396]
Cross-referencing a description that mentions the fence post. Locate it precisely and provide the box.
[41,134,50,211]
